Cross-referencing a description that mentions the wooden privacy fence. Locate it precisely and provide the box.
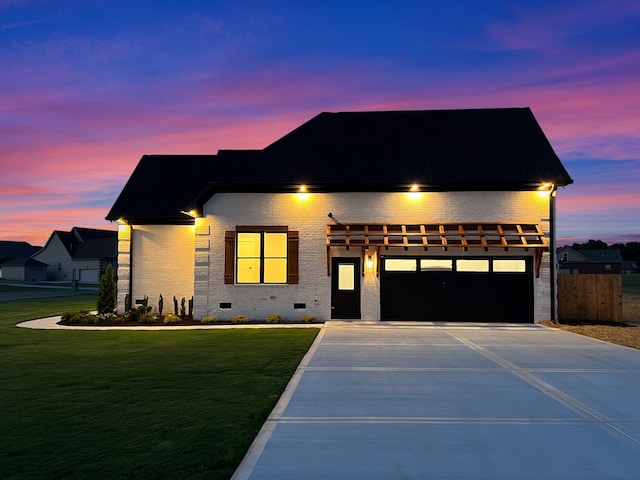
[558,274,623,323]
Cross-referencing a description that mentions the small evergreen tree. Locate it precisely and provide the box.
[97,264,116,314]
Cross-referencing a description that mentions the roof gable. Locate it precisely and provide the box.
[37,227,116,260]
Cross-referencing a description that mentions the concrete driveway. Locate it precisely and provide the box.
[233,321,640,480]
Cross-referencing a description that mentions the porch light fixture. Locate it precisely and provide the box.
[407,183,422,200]
[366,255,374,270]
[365,249,376,272]
[180,210,200,218]
[296,184,310,200]
[537,182,555,198]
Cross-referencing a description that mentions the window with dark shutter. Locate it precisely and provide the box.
[287,231,299,284]
[224,231,235,284]
[224,227,298,284]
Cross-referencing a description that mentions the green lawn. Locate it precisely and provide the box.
[0,283,63,293]
[0,294,318,479]
[623,274,640,295]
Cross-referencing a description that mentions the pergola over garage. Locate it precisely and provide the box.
[327,222,548,322]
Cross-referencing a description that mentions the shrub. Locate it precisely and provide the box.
[95,312,117,322]
[126,304,152,322]
[97,264,116,314]
[61,311,97,325]
[158,294,164,316]
[300,314,316,323]
[140,313,158,324]
[164,314,181,325]
[200,316,218,324]
[232,314,249,324]
[266,313,282,324]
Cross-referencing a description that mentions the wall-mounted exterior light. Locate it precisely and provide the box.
[296,184,310,200]
[180,210,200,218]
[537,182,555,198]
[365,248,376,273]
[407,183,423,200]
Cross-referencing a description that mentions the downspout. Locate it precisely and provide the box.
[549,186,558,322]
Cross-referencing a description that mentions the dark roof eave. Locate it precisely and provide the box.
[110,217,196,226]
[184,179,572,211]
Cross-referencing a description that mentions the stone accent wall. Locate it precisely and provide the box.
[115,225,130,315]
[195,190,553,322]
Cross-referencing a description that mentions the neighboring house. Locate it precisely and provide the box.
[622,261,639,274]
[0,240,42,262]
[1,257,48,281]
[107,108,573,323]
[32,227,117,283]
[557,246,623,274]
[0,241,42,279]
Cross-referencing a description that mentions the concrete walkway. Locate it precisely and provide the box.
[233,321,640,480]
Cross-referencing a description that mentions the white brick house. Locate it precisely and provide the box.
[107,108,572,323]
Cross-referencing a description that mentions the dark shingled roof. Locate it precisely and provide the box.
[106,155,226,223]
[0,241,42,259]
[2,257,48,267]
[581,249,624,264]
[107,108,572,223]
[38,227,117,260]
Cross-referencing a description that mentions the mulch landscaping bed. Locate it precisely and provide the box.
[58,318,319,327]
[540,320,640,350]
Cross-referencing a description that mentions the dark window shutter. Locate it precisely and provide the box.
[287,231,299,284]
[224,231,235,284]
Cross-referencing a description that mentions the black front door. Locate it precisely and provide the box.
[331,257,361,319]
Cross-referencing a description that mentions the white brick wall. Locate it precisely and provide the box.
[117,224,195,315]
[195,190,553,322]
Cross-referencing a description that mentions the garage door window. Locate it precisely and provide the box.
[385,259,417,271]
[456,259,490,272]
[420,259,453,271]
[493,259,526,272]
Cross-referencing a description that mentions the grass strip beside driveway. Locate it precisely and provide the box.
[0,295,318,480]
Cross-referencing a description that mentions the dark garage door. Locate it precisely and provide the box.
[380,256,533,322]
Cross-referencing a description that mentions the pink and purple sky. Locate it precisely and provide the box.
[1,0,639,247]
